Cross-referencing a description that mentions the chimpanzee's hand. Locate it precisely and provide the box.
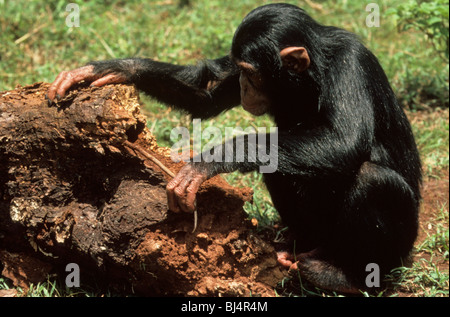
[166,163,208,213]
[46,65,126,103]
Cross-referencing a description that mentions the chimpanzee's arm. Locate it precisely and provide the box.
[47,56,241,119]
[90,57,241,118]
[167,127,369,212]
[197,128,367,178]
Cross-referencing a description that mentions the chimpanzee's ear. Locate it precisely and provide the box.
[280,47,310,73]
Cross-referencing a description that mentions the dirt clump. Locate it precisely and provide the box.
[0,83,286,296]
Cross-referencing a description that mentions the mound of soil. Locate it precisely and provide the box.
[0,83,286,296]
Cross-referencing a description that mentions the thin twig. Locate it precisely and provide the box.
[123,140,198,233]
[123,140,175,177]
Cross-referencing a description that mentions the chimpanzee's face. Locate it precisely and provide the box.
[236,61,270,116]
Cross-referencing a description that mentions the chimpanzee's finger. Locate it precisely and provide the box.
[47,66,97,102]
[289,262,299,271]
[167,176,183,212]
[55,66,96,98]
[184,174,206,212]
[277,251,294,268]
[91,73,126,87]
[47,71,70,101]
[174,176,193,213]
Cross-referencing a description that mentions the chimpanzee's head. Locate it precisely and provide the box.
[231,3,315,116]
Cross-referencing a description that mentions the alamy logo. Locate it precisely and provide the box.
[65,3,80,28]
[170,119,279,173]
[65,263,80,288]
[366,3,380,28]
[365,263,380,288]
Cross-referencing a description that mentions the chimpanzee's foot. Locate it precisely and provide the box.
[278,248,361,294]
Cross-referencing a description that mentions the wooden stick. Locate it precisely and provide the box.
[123,140,198,233]
[123,140,175,177]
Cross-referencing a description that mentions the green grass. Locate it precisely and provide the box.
[0,275,115,297]
[417,204,449,257]
[410,110,450,176]
[0,0,448,297]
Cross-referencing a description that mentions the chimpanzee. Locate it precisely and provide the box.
[47,3,421,293]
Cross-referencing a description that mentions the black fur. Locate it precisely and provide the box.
[88,3,421,292]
